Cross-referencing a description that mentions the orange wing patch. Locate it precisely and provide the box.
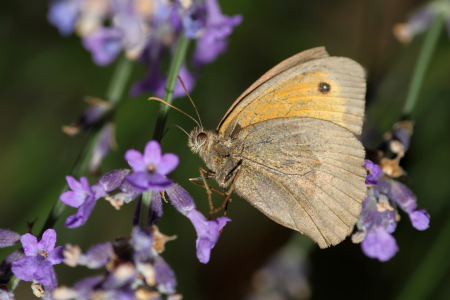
[218,57,366,137]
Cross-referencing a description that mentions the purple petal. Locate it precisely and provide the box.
[0,289,14,300]
[361,227,399,262]
[78,243,113,269]
[0,229,21,248]
[365,160,382,185]
[166,183,196,215]
[125,149,146,172]
[143,141,162,166]
[154,256,176,294]
[90,122,114,174]
[187,209,230,263]
[47,246,65,265]
[66,176,84,193]
[20,233,39,256]
[65,198,97,228]
[157,153,179,176]
[126,172,173,191]
[99,169,130,193]
[47,0,78,36]
[34,260,58,287]
[39,229,57,252]
[130,62,166,98]
[82,27,123,66]
[60,190,86,208]
[409,209,430,230]
[91,183,107,199]
[11,256,37,282]
[0,249,25,281]
[193,38,227,66]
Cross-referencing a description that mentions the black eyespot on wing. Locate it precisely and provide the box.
[318,82,331,94]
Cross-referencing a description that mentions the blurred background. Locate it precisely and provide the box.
[1,0,450,299]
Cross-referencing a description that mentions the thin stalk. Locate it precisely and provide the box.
[402,11,445,118]
[139,33,190,229]
[38,56,134,237]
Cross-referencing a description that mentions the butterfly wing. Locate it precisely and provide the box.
[232,117,366,248]
[216,51,366,137]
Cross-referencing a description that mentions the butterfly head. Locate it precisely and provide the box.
[188,127,212,154]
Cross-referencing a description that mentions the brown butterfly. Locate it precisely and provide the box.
[188,47,367,248]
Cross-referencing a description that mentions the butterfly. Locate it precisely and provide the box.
[188,47,367,248]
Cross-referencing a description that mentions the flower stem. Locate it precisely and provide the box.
[139,32,190,229]
[38,56,134,237]
[402,10,444,118]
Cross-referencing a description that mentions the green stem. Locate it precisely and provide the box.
[38,56,134,237]
[396,214,450,300]
[402,11,444,118]
[139,33,190,229]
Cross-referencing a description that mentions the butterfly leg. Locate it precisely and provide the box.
[197,167,215,219]
[210,163,242,216]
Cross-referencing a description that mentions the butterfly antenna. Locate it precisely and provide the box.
[177,75,203,128]
[161,124,190,140]
[149,97,201,128]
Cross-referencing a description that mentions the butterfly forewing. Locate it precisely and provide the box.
[217,56,366,138]
[231,118,366,248]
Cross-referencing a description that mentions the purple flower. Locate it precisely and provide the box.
[82,27,123,66]
[69,243,113,269]
[0,249,25,283]
[379,178,430,230]
[133,191,163,227]
[131,226,154,263]
[166,184,230,263]
[361,227,399,262]
[60,176,107,228]
[11,229,64,287]
[365,160,381,186]
[0,229,21,248]
[154,256,176,294]
[53,275,105,300]
[125,141,179,191]
[90,122,115,174]
[48,0,79,36]
[193,0,242,66]
[0,289,14,300]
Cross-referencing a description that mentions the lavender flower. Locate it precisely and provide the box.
[63,243,113,269]
[53,275,104,300]
[393,3,450,43]
[48,0,242,99]
[125,140,179,191]
[166,184,230,263]
[0,249,25,284]
[193,0,242,66]
[60,176,107,228]
[0,230,21,248]
[82,27,123,66]
[353,159,429,261]
[11,229,64,287]
[365,160,381,186]
[90,122,115,174]
[154,256,176,295]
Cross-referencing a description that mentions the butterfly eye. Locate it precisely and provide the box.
[318,82,331,94]
[196,132,207,145]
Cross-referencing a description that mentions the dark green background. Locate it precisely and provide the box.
[1,0,450,299]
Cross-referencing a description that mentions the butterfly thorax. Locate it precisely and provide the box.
[188,128,239,188]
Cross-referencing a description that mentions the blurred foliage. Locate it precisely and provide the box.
[1,0,450,299]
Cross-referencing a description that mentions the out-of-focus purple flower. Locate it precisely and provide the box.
[132,191,163,227]
[53,275,104,300]
[154,256,176,294]
[11,229,64,287]
[62,97,113,136]
[61,176,107,228]
[361,226,399,262]
[48,0,79,36]
[100,169,130,192]
[365,160,381,186]
[82,27,123,66]
[64,243,113,269]
[0,289,14,300]
[90,122,115,174]
[125,140,179,191]
[193,0,242,66]
[130,61,166,98]
[0,229,21,248]
[166,184,230,263]
[0,249,25,283]
[131,226,154,263]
